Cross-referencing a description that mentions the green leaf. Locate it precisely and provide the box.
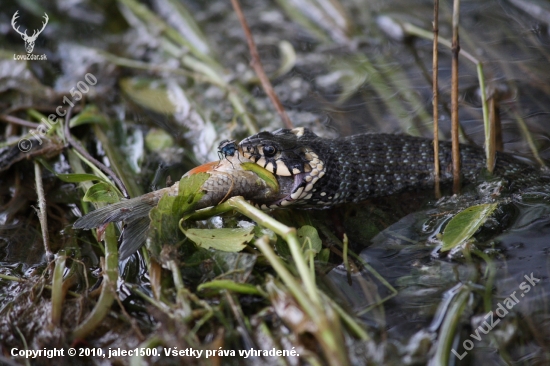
[182,227,254,252]
[39,159,111,185]
[147,194,187,259]
[69,105,108,127]
[147,173,210,261]
[120,78,176,115]
[83,182,121,203]
[297,225,322,254]
[197,279,263,296]
[55,173,106,183]
[441,203,498,251]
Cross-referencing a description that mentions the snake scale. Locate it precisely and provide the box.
[239,128,550,208]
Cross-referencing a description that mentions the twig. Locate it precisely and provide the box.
[451,0,461,194]
[63,107,130,198]
[432,0,441,198]
[0,114,40,129]
[34,161,52,258]
[230,0,293,129]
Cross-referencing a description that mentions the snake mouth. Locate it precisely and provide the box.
[260,168,326,209]
[244,154,327,208]
[256,173,305,209]
[239,128,327,208]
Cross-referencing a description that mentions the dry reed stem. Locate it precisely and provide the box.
[231,0,293,129]
[34,161,51,257]
[451,0,461,193]
[432,0,441,198]
[0,114,40,129]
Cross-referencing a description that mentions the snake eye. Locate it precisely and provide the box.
[263,145,277,157]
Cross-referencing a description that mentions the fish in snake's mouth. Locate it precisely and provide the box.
[239,128,327,208]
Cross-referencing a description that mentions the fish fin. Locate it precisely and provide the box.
[73,197,155,229]
[119,216,151,260]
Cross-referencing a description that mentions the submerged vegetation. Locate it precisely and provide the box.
[1,0,550,365]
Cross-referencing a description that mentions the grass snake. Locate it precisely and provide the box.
[240,128,550,208]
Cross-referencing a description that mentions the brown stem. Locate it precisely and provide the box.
[34,161,52,258]
[432,0,441,198]
[451,0,461,194]
[230,0,293,129]
[0,114,40,129]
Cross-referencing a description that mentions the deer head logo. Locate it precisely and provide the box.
[11,11,49,54]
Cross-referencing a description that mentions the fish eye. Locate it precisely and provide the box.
[263,145,277,157]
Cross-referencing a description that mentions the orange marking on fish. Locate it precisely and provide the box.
[185,161,219,176]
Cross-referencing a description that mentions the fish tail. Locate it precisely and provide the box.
[73,185,176,229]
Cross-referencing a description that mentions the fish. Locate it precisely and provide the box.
[73,150,289,259]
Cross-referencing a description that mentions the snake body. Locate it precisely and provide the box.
[240,128,549,208]
[74,127,549,259]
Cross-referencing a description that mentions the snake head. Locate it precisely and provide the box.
[239,128,327,207]
[239,128,306,176]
